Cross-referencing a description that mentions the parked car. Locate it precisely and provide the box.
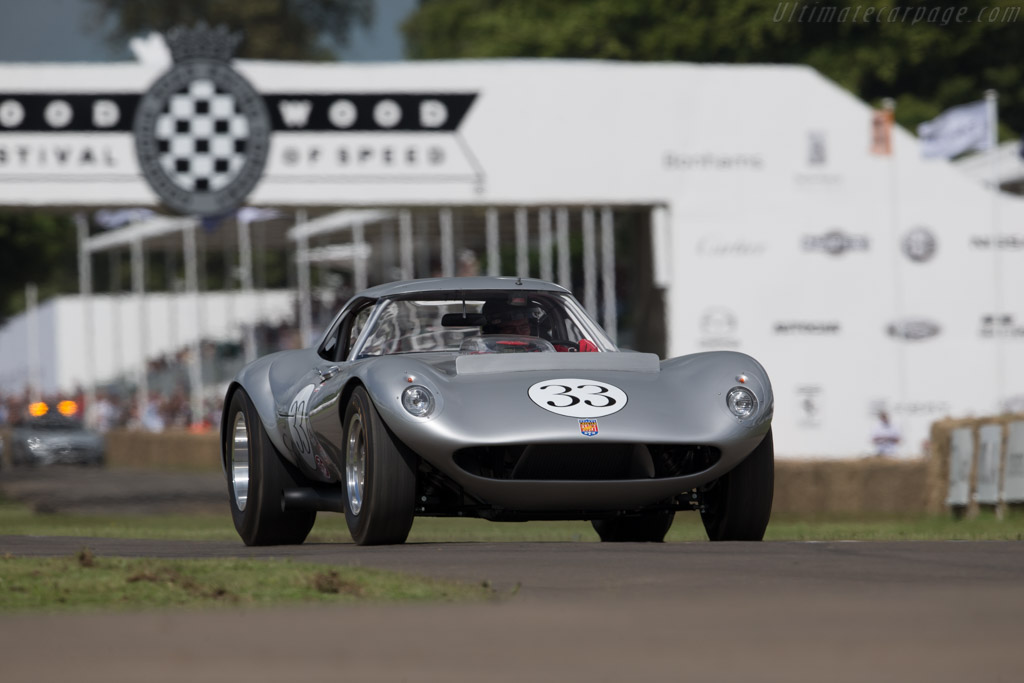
[221,277,774,546]
[7,412,105,467]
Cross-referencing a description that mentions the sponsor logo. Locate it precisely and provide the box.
[773,321,840,335]
[807,131,827,166]
[797,385,822,428]
[696,236,767,256]
[980,314,1024,338]
[528,379,627,418]
[663,152,764,170]
[802,230,869,256]
[902,226,937,263]
[699,307,739,349]
[579,419,599,437]
[892,401,951,416]
[134,24,271,215]
[969,235,1024,250]
[794,130,842,185]
[886,318,941,341]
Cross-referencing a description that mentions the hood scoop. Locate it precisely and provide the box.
[455,352,660,375]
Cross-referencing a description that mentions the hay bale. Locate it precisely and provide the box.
[105,429,221,472]
[774,457,927,517]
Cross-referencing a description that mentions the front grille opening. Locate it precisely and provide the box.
[650,445,721,477]
[453,444,721,481]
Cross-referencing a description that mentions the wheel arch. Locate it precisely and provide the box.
[335,377,368,437]
[221,378,291,473]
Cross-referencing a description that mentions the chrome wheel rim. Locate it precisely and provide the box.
[231,412,250,512]
[346,412,366,516]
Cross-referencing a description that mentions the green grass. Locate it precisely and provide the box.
[3,497,1022,612]
[0,551,494,613]
[3,496,1024,543]
[763,509,1024,542]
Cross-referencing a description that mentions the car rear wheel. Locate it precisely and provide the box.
[343,387,417,545]
[700,429,774,541]
[592,510,675,542]
[225,389,316,546]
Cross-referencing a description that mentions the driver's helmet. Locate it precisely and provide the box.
[481,297,543,336]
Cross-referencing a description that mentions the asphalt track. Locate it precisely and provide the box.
[2,469,1024,681]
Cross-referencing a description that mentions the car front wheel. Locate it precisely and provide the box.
[343,387,417,545]
[225,389,316,546]
[700,429,774,541]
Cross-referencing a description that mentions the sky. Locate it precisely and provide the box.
[0,0,416,62]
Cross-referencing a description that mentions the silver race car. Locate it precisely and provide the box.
[221,277,774,545]
[5,411,105,467]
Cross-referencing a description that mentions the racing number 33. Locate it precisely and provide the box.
[527,378,628,418]
[541,384,616,408]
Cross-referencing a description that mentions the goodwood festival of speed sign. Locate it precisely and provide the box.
[133,24,271,215]
[0,23,481,215]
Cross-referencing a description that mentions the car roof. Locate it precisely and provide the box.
[356,277,570,299]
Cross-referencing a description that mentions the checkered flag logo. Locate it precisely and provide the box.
[156,78,249,193]
[134,24,270,216]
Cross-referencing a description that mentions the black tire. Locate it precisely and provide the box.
[225,389,316,546]
[700,429,774,541]
[342,387,417,545]
[592,510,675,542]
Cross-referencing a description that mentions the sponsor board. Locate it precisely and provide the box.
[946,427,973,508]
[975,424,1002,505]
[1004,422,1024,503]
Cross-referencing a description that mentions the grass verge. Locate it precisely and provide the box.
[0,550,494,613]
[3,496,1024,542]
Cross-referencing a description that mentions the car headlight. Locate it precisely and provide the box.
[402,385,435,417]
[726,387,757,419]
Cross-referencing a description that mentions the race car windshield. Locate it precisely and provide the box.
[355,291,615,357]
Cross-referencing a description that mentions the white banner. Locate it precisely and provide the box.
[946,427,974,508]
[917,100,991,159]
[975,423,1002,505]
[1004,422,1024,502]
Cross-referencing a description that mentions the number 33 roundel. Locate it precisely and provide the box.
[528,379,628,418]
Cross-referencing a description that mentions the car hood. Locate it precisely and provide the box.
[360,350,772,451]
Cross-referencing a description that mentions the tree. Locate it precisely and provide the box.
[403,0,1024,137]
[0,212,78,324]
[86,0,374,61]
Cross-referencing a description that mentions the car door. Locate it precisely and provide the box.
[283,299,378,479]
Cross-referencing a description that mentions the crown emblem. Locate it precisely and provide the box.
[165,22,242,62]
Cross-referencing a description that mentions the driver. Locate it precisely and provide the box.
[481,298,541,337]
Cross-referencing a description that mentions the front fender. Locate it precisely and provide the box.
[222,351,300,467]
